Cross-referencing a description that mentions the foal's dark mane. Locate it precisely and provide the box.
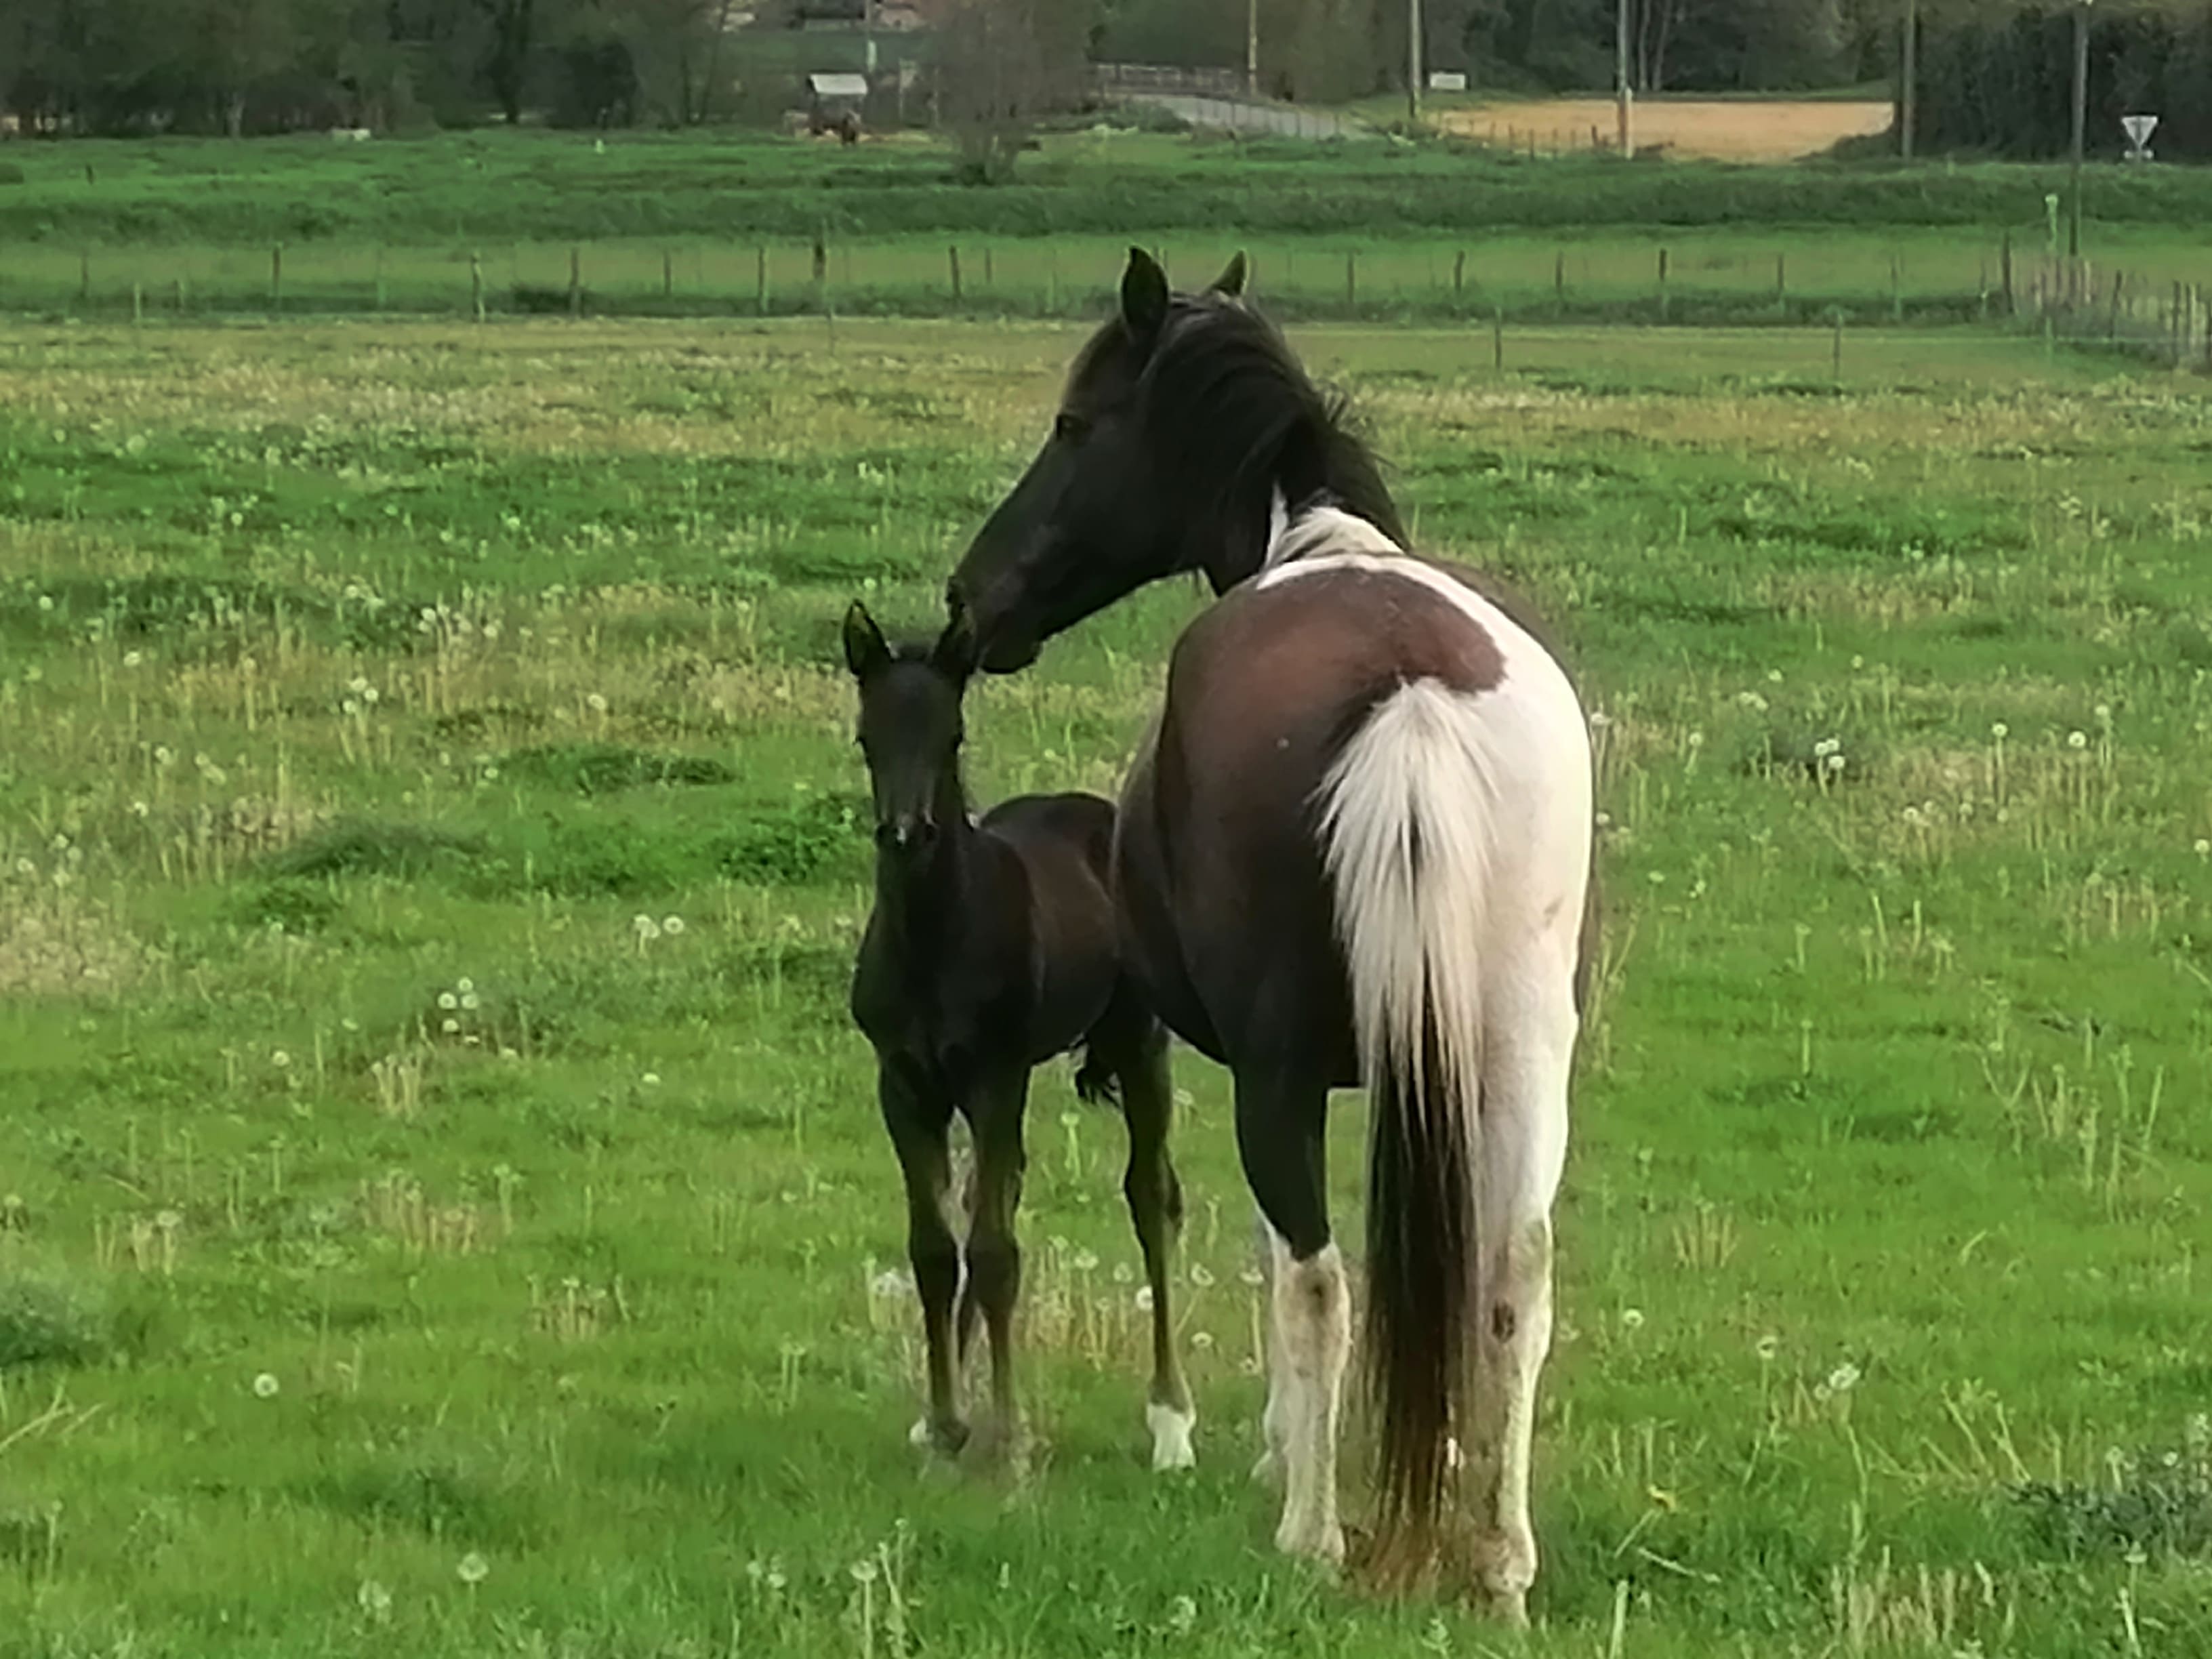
[1113,295,1406,590]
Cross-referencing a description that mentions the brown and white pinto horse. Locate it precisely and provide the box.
[945,251,1594,1618]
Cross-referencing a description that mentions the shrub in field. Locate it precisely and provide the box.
[0,1270,108,1370]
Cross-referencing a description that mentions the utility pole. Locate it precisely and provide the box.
[1616,0,1633,157]
[1247,0,1259,98]
[1407,0,1422,127]
[1900,0,1917,160]
[2069,0,2092,258]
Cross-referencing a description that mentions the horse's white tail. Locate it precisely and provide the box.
[1316,676,1498,1565]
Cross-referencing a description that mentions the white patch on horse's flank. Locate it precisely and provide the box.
[1146,1400,1197,1471]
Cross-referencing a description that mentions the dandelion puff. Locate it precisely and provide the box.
[270,1050,291,1069]
[1990,722,2008,740]
[253,1372,280,1399]
[642,1072,662,1087]
[438,991,459,1011]
[1134,1285,1155,1312]
[1112,1263,1133,1285]
[456,1552,489,1586]
[1238,1267,1263,1288]
[1191,1331,1215,1351]
[1073,1249,1099,1273]
[1620,1308,1645,1331]
[1755,1334,1780,1361]
[442,1019,460,1035]
[2195,838,2210,859]
[586,693,609,714]
[357,1580,392,1622]
[1189,1263,1215,1289]
[662,916,686,936]
[1827,1361,1862,1393]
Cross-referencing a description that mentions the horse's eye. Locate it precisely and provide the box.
[1052,411,1089,445]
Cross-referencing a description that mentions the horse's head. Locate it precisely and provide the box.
[947,247,1250,673]
[842,600,977,854]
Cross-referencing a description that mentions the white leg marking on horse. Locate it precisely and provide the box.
[1467,958,1578,1622]
[1146,1400,1197,1471]
[1269,1229,1349,1564]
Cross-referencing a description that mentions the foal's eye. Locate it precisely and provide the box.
[1052,411,1090,445]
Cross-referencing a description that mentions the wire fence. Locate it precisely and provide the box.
[2016,255,2212,373]
[0,236,2203,366]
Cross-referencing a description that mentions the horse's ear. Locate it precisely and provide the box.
[1120,246,1170,343]
[931,608,979,682]
[842,600,890,680]
[1208,251,1248,299]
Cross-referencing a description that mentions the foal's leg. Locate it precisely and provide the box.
[879,1063,966,1456]
[1111,1019,1196,1471]
[1250,1204,1290,1488]
[1464,968,1577,1625]
[1235,1066,1345,1563]
[963,1065,1032,1471]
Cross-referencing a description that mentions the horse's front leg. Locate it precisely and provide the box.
[878,1060,966,1458]
[962,1063,1032,1474]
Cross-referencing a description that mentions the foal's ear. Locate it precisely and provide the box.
[1120,247,1170,344]
[841,600,891,680]
[1208,251,1248,300]
[930,608,979,682]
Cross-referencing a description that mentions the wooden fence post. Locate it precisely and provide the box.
[663,249,674,301]
[756,247,769,314]
[1453,250,1465,298]
[1492,306,1503,372]
[949,245,962,306]
[271,244,283,313]
[1345,250,1356,312]
[1555,249,1565,306]
[2001,230,2014,316]
[78,250,90,304]
[568,245,581,319]
[374,247,386,311]
[131,281,142,326]
[1657,246,1668,321]
[471,253,485,323]
[1832,309,1844,380]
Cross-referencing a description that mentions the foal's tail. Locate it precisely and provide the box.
[1317,677,1497,1570]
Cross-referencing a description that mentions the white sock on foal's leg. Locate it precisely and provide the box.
[1146,1399,1197,1471]
[1269,1230,1349,1563]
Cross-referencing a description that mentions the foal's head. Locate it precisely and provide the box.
[842,600,978,856]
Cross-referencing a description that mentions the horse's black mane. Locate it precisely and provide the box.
[1139,296,1406,572]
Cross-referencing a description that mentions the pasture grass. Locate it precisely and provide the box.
[1,314,2211,1656]
[5,125,2212,249]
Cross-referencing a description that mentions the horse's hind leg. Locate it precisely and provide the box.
[879,1061,967,1457]
[963,1065,1032,1473]
[1464,964,1577,1625]
[1235,1063,1345,1564]
[1103,1004,1195,1471]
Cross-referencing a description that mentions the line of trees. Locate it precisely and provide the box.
[1094,0,1897,98]
[1917,2,2212,159]
[1,0,780,135]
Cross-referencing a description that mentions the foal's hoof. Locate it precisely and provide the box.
[961,1412,1031,1482]
[1146,1402,1197,1472]
[909,1415,970,1460]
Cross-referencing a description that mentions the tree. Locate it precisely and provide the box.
[474,0,536,122]
[935,0,1090,181]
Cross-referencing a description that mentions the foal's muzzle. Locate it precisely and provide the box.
[876,816,937,853]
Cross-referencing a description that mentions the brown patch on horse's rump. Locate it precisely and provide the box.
[1245,563,1507,701]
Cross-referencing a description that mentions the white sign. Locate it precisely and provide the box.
[2121,113,2157,161]
[1427,71,1467,92]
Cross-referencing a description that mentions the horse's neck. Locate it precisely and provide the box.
[872,792,979,961]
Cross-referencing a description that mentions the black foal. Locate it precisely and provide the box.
[842,601,1195,1472]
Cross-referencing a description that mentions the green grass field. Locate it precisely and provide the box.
[2,314,2211,1656]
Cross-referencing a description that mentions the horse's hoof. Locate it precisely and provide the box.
[1146,1402,1196,1472]
[1274,1517,1345,1567]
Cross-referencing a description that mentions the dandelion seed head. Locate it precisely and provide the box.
[253,1372,280,1399]
[1620,1308,1645,1331]
[662,916,685,936]
[438,991,459,1010]
[1990,722,2009,740]
[1827,1361,1862,1393]
[2068,730,2088,750]
[456,1551,489,1586]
